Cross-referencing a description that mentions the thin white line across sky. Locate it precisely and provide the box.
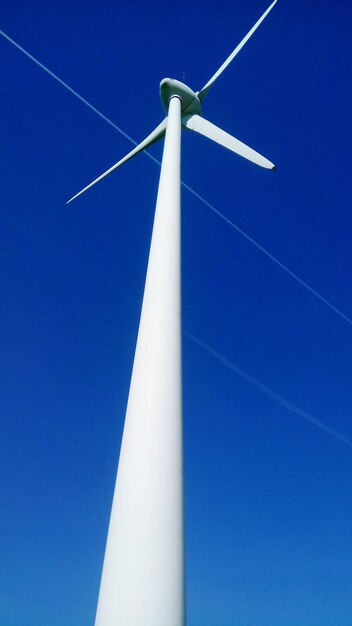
[1,207,350,451]
[1,28,351,327]
[185,331,352,450]
[2,28,352,450]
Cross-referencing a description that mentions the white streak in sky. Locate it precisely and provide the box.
[1,29,351,327]
[0,29,160,160]
[185,331,352,450]
[181,185,352,326]
[2,207,351,451]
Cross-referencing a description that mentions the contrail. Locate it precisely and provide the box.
[185,331,352,450]
[181,184,352,326]
[0,29,161,159]
[1,29,351,327]
[2,207,350,451]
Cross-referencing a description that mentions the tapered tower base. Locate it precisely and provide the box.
[95,96,184,626]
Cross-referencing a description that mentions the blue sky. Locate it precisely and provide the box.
[1,1,352,625]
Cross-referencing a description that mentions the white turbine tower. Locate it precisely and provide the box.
[68,2,277,625]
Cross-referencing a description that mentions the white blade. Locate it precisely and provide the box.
[67,118,167,204]
[197,0,278,101]
[182,114,275,169]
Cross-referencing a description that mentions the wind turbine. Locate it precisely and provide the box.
[68,2,277,625]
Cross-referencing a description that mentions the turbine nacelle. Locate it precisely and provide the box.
[160,78,203,116]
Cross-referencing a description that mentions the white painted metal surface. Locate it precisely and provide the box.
[66,118,167,204]
[66,4,278,624]
[182,113,275,169]
[197,0,278,101]
[94,95,184,626]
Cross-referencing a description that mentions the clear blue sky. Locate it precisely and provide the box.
[1,1,352,625]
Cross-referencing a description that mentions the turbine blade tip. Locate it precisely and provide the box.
[272,165,277,171]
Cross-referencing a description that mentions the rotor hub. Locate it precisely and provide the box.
[160,78,203,116]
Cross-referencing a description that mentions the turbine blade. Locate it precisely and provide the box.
[197,0,278,101]
[67,118,167,203]
[182,114,275,169]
